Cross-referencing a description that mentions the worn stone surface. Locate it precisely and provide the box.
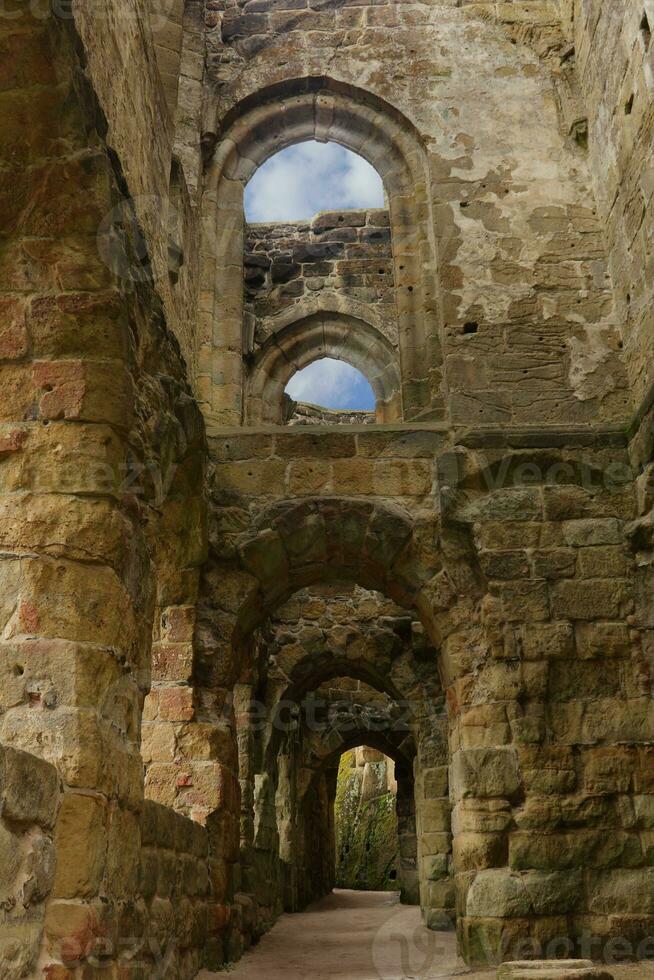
[2,1,654,977]
[0,746,61,979]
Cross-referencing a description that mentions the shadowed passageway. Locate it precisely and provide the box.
[198,890,469,980]
[197,890,654,980]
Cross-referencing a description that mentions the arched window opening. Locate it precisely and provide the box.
[202,80,442,424]
[283,357,376,425]
[242,138,400,426]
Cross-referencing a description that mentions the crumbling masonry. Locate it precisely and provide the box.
[1,0,654,976]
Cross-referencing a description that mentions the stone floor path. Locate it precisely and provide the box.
[199,889,479,980]
[197,890,654,980]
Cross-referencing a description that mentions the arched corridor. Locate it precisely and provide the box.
[3,2,654,978]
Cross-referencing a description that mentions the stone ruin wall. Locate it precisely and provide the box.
[203,0,630,427]
[287,403,375,426]
[243,207,399,422]
[244,208,396,345]
[0,9,220,976]
[573,0,654,412]
[2,0,654,977]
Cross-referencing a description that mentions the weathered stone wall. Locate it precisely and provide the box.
[244,209,396,344]
[138,800,214,976]
[3,0,654,975]
[0,747,60,979]
[201,0,630,427]
[287,403,375,426]
[438,434,654,960]
[208,427,442,511]
[71,0,206,380]
[574,0,654,412]
[0,11,216,976]
[243,209,401,423]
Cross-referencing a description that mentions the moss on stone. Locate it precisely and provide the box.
[334,751,399,891]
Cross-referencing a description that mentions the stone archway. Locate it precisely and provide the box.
[246,311,402,424]
[297,726,418,911]
[231,584,426,911]
[230,496,462,652]
[199,77,444,425]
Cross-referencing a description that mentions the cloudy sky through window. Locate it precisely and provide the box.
[244,140,384,223]
[245,142,384,411]
[286,358,376,411]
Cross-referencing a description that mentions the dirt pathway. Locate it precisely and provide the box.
[198,889,481,980]
[197,890,654,980]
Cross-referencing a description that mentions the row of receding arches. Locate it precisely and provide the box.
[177,493,475,940]
[233,580,444,923]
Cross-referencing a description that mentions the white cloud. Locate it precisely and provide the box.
[244,141,384,222]
[342,152,387,208]
[285,358,375,410]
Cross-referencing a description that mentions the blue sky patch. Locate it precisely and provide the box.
[245,140,384,223]
[286,359,376,411]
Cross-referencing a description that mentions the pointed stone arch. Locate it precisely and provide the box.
[246,311,402,424]
[199,77,444,426]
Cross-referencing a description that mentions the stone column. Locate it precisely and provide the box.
[0,15,153,969]
[415,725,454,927]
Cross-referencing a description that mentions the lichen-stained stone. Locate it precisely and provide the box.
[4,0,654,975]
[465,870,532,918]
[0,745,60,828]
[451,748,521,801]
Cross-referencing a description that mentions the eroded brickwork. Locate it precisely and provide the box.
[2,1,654,977]
[244,209,395,339]
[574,0,654,410]
[0,747,60,979]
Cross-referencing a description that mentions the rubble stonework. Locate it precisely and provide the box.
[1,1,654,977]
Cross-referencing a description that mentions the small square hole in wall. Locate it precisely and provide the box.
[463,321,479,335]
[625,93,635,115]
[642,11,652,48]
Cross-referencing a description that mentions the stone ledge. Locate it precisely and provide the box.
[206,420,631,449]
[498,962,615,980]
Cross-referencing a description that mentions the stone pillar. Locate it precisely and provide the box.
[415,725,454,928]
[0,15,153,969]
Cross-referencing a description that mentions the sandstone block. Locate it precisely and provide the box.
[493,581,549,622]
[549,579,631,620]
[520,623,574,660]
[562,519,622,547]
[0,744,60,828]
[453,832,508,871]
[574,622,631,658]
[497,962,614,980]
[451,747,521,800]
[418,798,451,833]
[53,793,106,899]
[585,869,654,914]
